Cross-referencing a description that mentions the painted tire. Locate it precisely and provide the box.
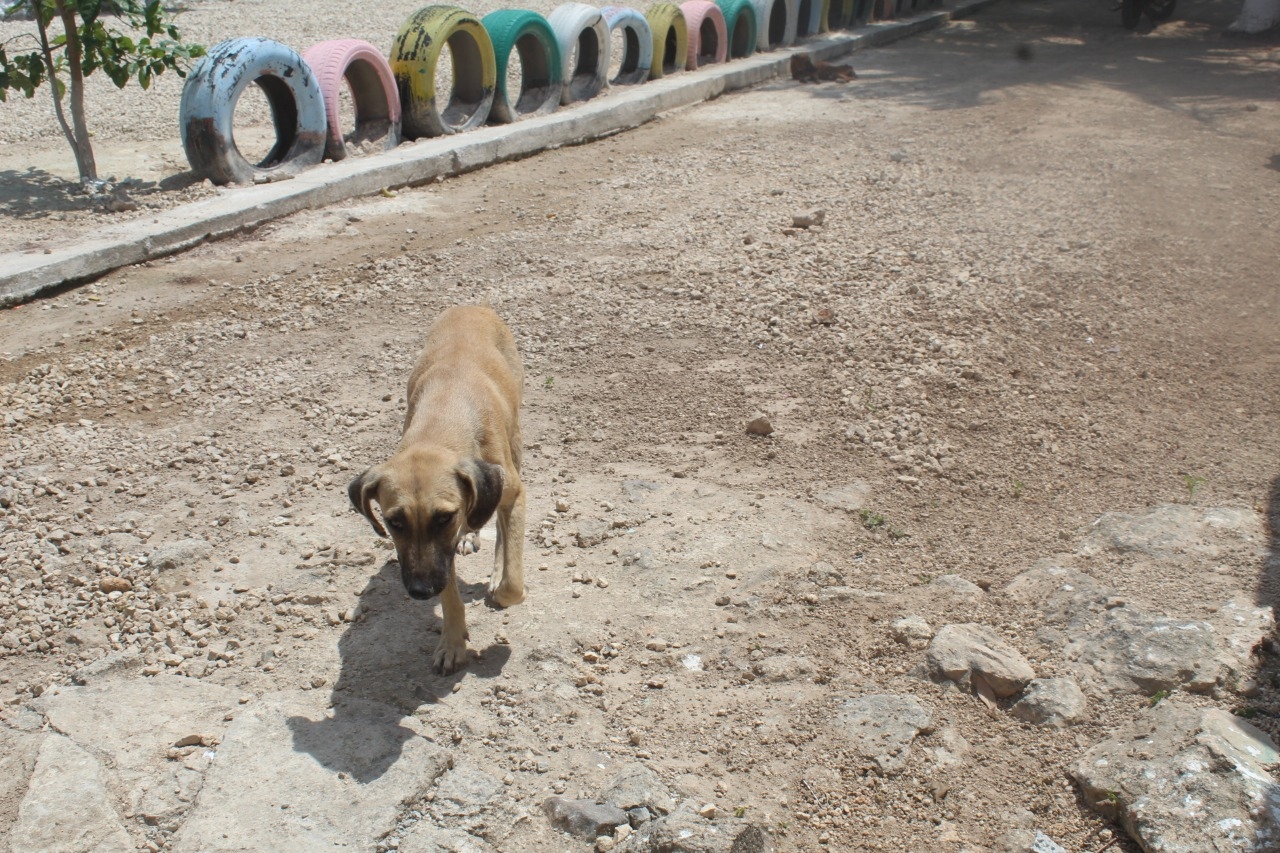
[715,0,757,58]
[179,37,326,186]
[826,0,854,29]
[548,3,611,105]
[600,6,653,85]
[301,39,401,161]
[645,3,688,79]
[391,6,497,138]
[482,10,561,123]
[796,0,829,35]
[752,0,797,50]
[680,1,727,69]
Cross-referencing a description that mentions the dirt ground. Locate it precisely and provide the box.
[2,0,1280,850]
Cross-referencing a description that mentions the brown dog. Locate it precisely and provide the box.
[790,53,857,84]
[348,305,525,674]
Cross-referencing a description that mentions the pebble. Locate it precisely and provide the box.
[745,416,774,437]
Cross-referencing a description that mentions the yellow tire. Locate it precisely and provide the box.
[392,5,497,138]
[646,3,688,79]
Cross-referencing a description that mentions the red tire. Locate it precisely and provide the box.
[680,1,728,69]
[301,39,401,162]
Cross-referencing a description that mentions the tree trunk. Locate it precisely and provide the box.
[1229,0,1280,32]
[33,1,83,174]
[55,1,97,183]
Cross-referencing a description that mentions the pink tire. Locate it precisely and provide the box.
[680,1,728,69]
[301,39,401,162]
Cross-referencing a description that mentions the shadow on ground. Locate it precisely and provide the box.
[778,0,1280,123]
[286,556,510,781]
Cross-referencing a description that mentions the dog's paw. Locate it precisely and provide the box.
[456,532,481,556]
[490,582,526,609]
[432,638,469,675]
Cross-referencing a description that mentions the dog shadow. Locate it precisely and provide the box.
[287,557,511,782]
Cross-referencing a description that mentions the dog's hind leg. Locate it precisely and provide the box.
[432,574,470,675]
[490,475,526,608]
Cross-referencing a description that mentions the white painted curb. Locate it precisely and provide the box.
[0,0,994,307]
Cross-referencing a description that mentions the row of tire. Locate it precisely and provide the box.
[180,0,889,185]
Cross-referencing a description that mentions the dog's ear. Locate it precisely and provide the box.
[347,466,388,537]
[456,459,505,532]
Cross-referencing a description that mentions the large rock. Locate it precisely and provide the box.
[400,824,497,853]
[1003,562,1110,623]
[0,724,42,838]
[8,734,133,853]
[543,797,629,840]
[170,692,449,852]
[833,694,933,775]
[430,766,504,818]
[1065,606,1224,695]
[35,675,240,834]
[147,537,213,570]
[1010,678,1087,729]
[624,807,765,853]
[1073,698,1280,852]
[599,763,675,816]
[1078,504,1264,559]
[926,624,1036,698]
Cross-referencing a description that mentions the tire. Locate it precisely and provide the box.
[681,1,727,69]
[715,0,757,59]
[391,6,497,138]
[548,3,611,105]
[301,39,401,162]
[482,10,562,123]
[600,6,653,85]
[179,37,326,186]
[1120,0,1142,28]
[826,0,854,29]
[752,0,797,50]
[1147,0,1175,20]
[796,0,826,36]
[646,3,689,78]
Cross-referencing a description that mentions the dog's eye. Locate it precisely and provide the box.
[429,511,455,532]
[385,516,406,532]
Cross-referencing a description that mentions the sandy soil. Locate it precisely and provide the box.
[1,0,1280,851]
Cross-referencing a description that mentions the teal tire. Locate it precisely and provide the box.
[483,10,562,123]
[715,0,757,58]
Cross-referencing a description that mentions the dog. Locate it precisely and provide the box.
[790,53,857,84]
[348,305,526,675]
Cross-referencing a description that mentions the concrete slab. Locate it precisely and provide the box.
[0,0,994,307]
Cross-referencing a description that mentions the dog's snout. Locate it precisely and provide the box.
[404,576,441,600]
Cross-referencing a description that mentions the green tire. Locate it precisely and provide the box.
[483,9,562,123]
[715,0,757,58]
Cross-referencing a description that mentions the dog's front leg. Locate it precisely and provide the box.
[490,478,526,608]
[433,574,470,675]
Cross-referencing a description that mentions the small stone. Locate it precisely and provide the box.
[792,208,826,228]
[543,797,629,841]
[745,416,774,437]
[99,577,133,593]
[645,640,668,652]
[698,803,717,819]
[556,499,571,513]
[596,837,615,852]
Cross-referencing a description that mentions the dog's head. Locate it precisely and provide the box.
[347,447,504,600]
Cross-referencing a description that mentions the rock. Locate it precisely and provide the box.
[996,829,1068,853]
[399,825,496,853]
[1010,678,1087,728]
[729,825,773,853]
[8,734,133,853]
[598,763,676,816]
[1065,605,1223,695]
[1003,562,1110,623]
[98,576,132,593]
[543,797,629,840]
[1073,698,1280,852]
[170,692,449,851]
[431,766,504,817]
[890,615,934,648]
[0,725,43,839]
[1213,594,1276,674]
[69,649,142,685]
[625,807,746,853]
[791,208,825,228]
[750,654,812,683]
[575,519,610,548]
[927,574,984,599]
[834,694,933,775]
[926,624,1036,697]
[148,538,213,570]
[745,416,774,437]
[814,482,871,513]
[1078,504,1264,559]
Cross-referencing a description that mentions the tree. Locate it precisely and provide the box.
[0,0,204,185]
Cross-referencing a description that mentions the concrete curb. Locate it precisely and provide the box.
[0,0,994,307]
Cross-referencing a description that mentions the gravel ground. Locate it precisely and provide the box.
[2,0,1280,850]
